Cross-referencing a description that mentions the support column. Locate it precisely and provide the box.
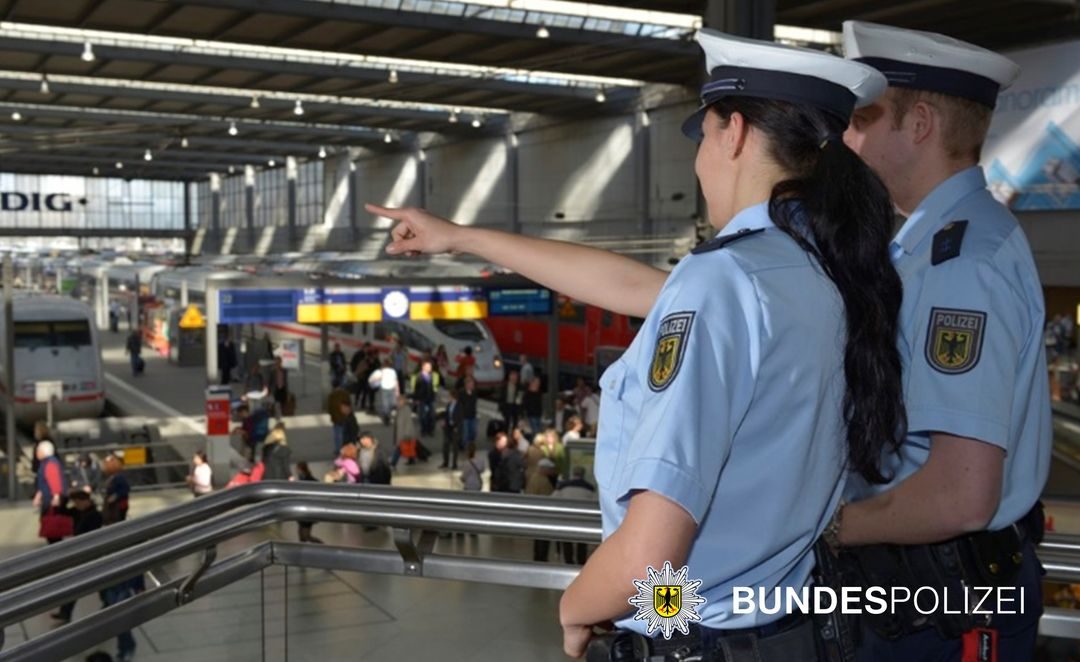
[508,133,521,235]
[704,0,775,38]
[133,274,140,337]
[323,153,350,229]
[4,254,16,502]
[546,297,560,419]
[348,163,360,244]
[286,157,298,249]
[206,284,219,386]
[183,182,192,264]
[637,112,652,239]
[210,173,222,255]
[245,165,256,253]
[96,273,110,332]
[416,149,428,209]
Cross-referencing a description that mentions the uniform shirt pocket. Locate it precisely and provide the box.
[593,359,629,489]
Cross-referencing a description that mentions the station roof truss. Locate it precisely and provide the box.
[0,0,1075,182]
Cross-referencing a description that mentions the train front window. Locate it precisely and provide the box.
[14,320,92,348]
[433,320,485,342]
[53,321,92,346]
[13,323,50,349]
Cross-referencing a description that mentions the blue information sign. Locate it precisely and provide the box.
[219,288,297,324]
[487,288,553,316]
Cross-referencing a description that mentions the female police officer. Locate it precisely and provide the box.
[369,29,906,662]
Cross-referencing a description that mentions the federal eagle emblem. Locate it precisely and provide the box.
[629,561,707,640]
[648,312,694,392]
[654,585,681,618]
[925,307,986,374]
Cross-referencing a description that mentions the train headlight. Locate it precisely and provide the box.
[493,357,503,369]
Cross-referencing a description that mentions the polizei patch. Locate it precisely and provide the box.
[649,312,695,392]
[925,307,987,374]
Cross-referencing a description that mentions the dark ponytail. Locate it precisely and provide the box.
[709,98,906,484]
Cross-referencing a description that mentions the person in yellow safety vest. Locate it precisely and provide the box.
[409,361,440,437]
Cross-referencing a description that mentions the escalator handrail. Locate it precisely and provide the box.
[0,482,600,593]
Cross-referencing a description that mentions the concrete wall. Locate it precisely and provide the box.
[196,99,702,267]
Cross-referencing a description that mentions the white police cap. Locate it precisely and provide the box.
[843,21,1020,109]
[683,28,887,140]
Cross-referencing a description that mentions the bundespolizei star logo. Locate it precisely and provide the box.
[628,561,707,640]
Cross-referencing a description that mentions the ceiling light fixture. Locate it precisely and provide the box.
[228,165,236,174]
[10,110,22,121]
[448,111,458,123]
[595,89,606,103]
[81,42,95,62]
[349,162,356,172]
[318,146,327,158]
[39,76,49,94]
[536,24,550,39]
[293,99,304,116]
[250,96,260,109]
[228,120,238,136]
[180,136,189,148]
[115,161,123,169]
[144,148,152,161]
[388,69,399,84]
[268,159,276,167]
[471,116,483,128]
[384,132,393,144]
[92,167,99,175]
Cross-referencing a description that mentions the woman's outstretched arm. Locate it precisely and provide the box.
[367,203,668,318]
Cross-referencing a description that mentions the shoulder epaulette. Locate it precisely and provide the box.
[931,220,968,266]
[691,227,765,255]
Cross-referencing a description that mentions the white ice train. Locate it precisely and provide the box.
[150,264,506,387]
[0,296,106,425]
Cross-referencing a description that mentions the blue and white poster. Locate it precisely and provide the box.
[985,40,1080,211]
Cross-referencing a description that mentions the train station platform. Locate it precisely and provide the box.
[95,329,491,492]
[1,332,570,661]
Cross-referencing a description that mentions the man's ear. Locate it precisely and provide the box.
[909,99,936,146]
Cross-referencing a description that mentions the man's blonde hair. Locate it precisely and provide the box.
[889,88,993,163]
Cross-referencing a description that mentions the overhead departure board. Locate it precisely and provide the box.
[218,288,297,324]
[221,285,496,324]
[487,288,553,316]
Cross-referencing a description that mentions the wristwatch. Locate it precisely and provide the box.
[822,499,846,552]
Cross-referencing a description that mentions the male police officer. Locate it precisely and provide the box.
[829,21,1052,662]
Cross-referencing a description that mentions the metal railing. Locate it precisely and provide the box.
[0,483,1078,661]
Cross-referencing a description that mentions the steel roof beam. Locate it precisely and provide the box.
[0,103,388,141]
[0,161,205,182]
[0,227,192,239]
[167,0,697,56]
[7,152,237,174]
[0,35,609,103]
[2,143,289,164]
[0,127,339,154]
[0,76,482,125]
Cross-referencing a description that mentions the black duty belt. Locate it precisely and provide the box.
[835,501,1044,641]
[588,612,813,662]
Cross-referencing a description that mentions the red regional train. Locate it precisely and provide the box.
[484,296,643,384]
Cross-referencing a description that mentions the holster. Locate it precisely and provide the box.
[839,501,1043,641]
[811,538,860,662]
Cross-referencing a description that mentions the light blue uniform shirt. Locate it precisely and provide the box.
[847,167,1052,530]
[597,202,848,632]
